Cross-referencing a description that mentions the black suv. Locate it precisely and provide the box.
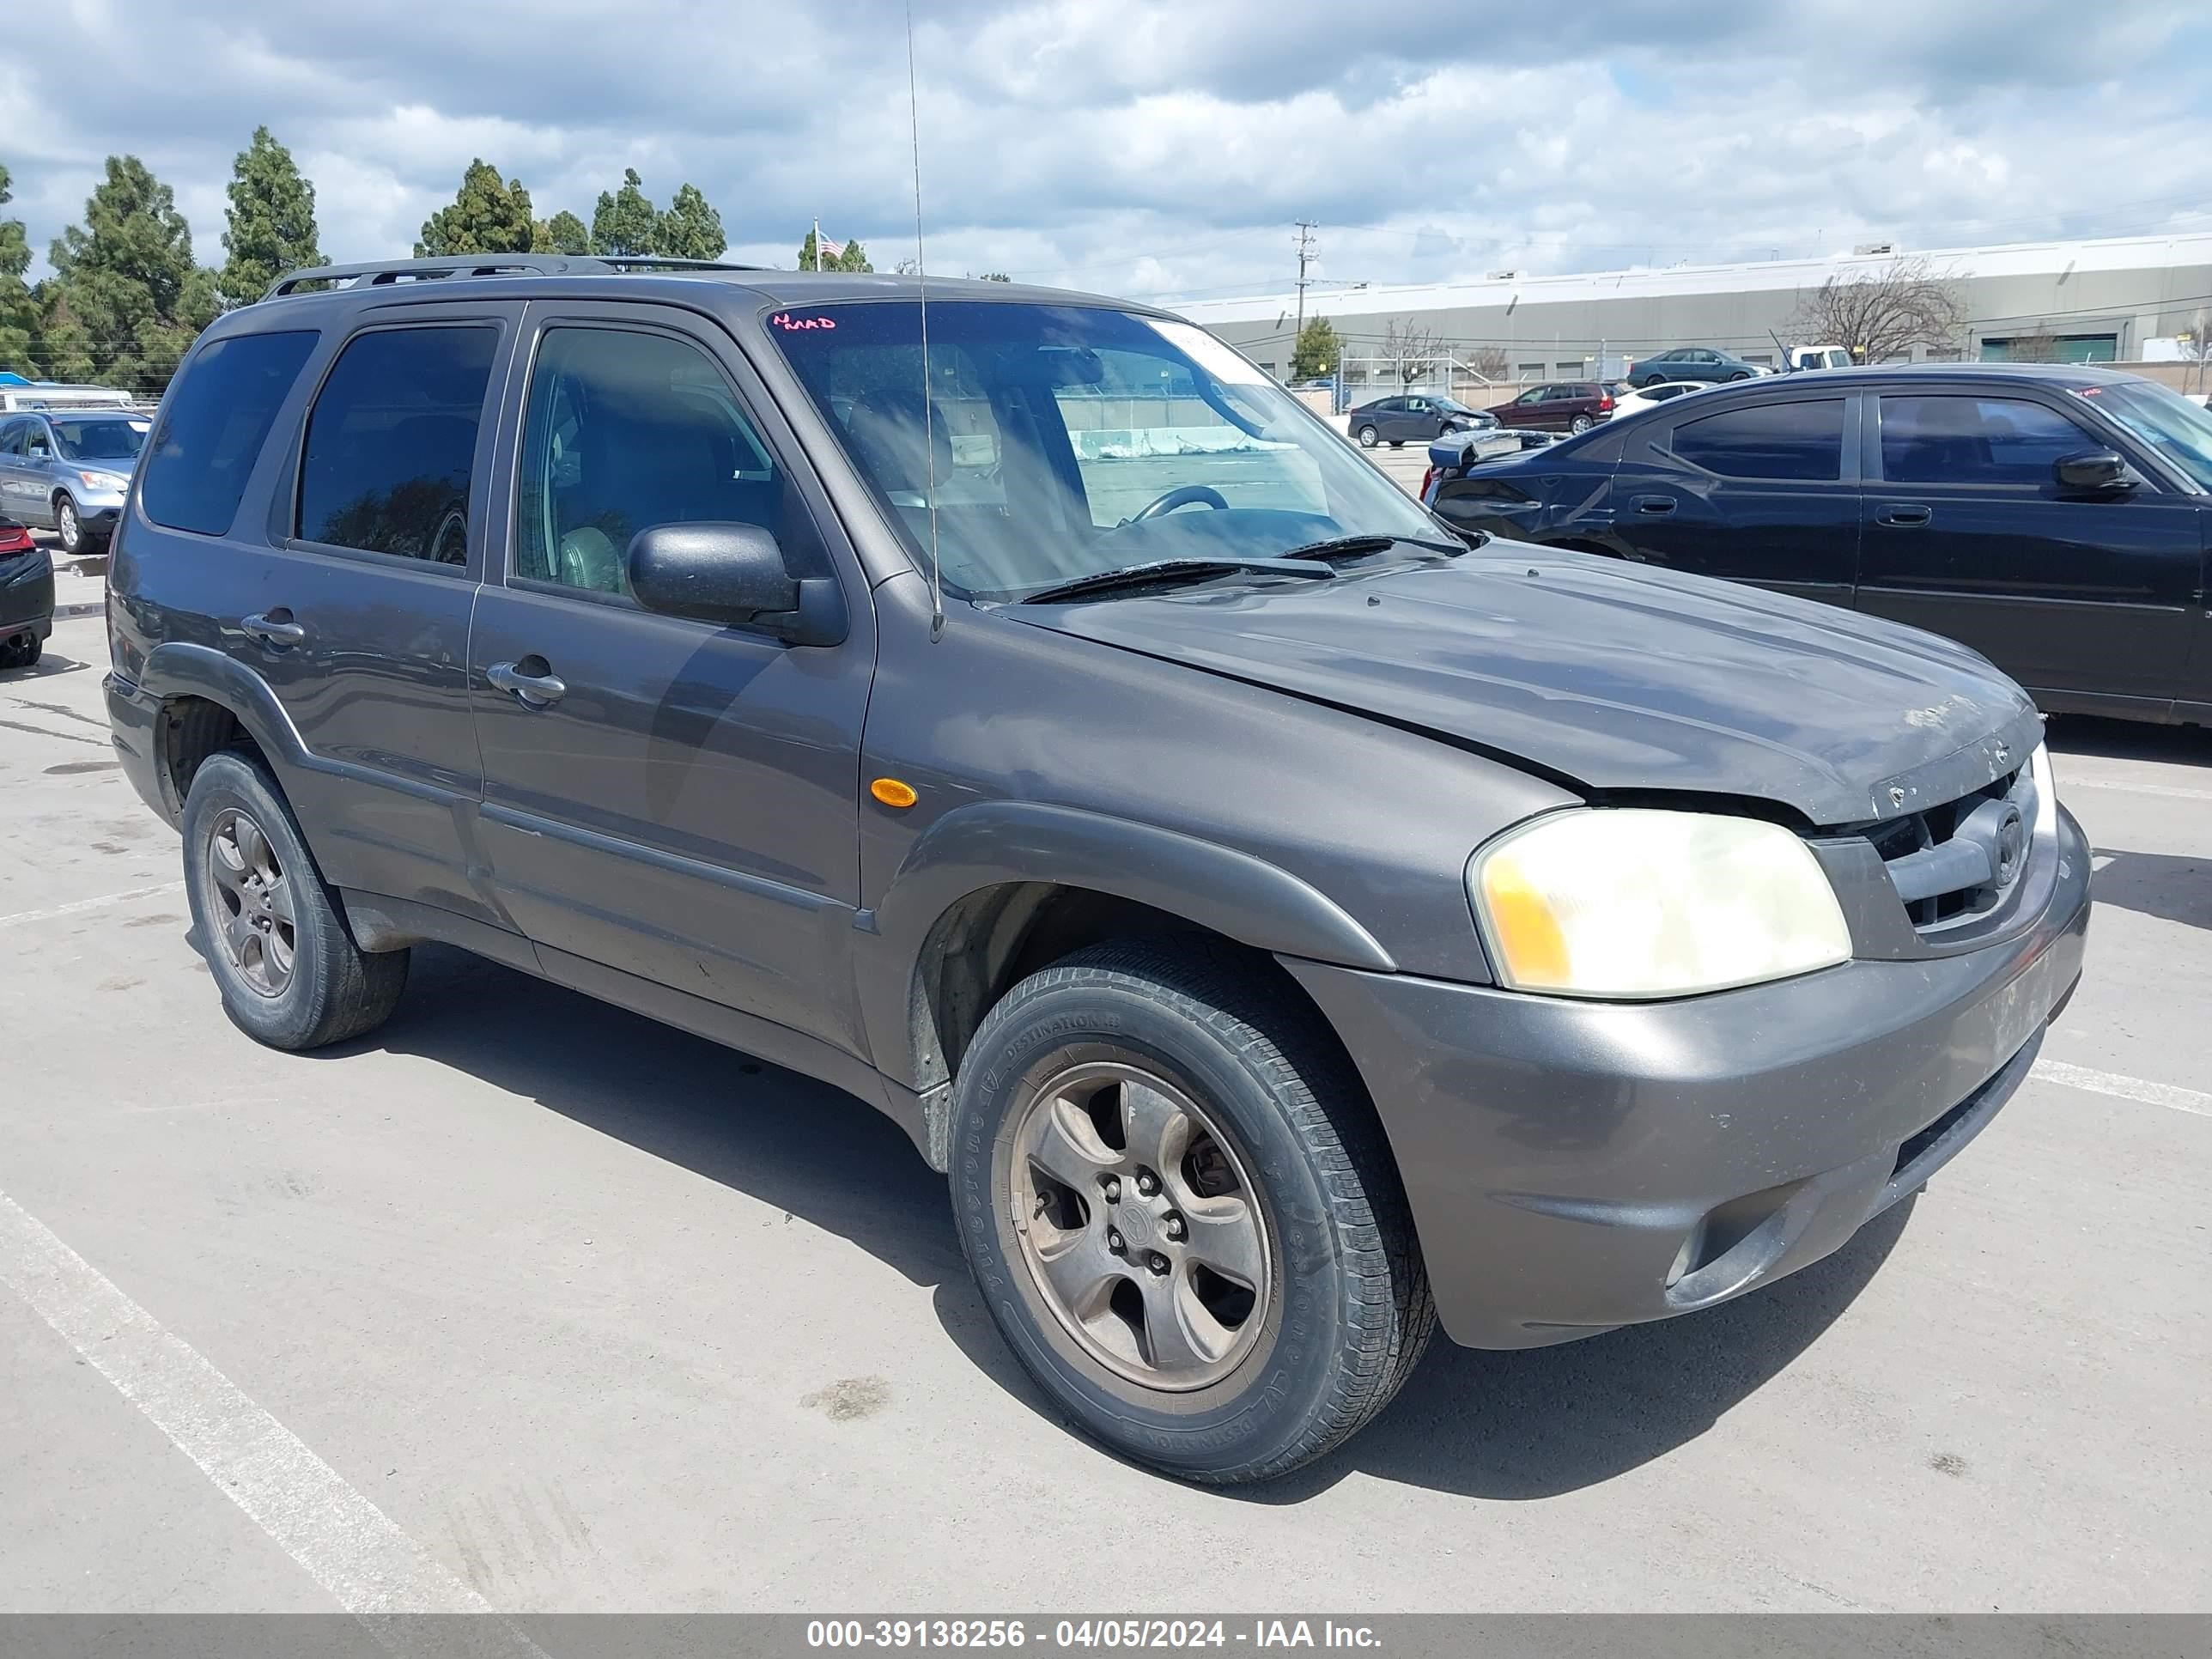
[106,258,2089,1483]
[1426,363,2212,726]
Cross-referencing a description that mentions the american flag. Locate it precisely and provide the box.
[817,235,845,261]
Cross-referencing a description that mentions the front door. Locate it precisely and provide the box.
[19,419,58,525]
[1856,390,2203,712]
[468,306,875,1053]
[1607,392,1859,606]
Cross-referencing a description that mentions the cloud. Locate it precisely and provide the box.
[3,0,2208,302]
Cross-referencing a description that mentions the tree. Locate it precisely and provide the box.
[46,155,220,395]
[415,160,537,258]
[217,127,324,306]
[796,228,872,272]
[0,163,34,374]
[1786,255,1966,365]
[538,210,592,256]
[1379,316,1443,386]
[655,183,726,260]
[1291,315,1341,380]
[1468,343,1511,382]
[592,167,660,257]
[976,271,1012,283]
[2001,323,2063,363]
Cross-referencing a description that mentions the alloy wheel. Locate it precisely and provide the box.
[56,498,80,554]
[203,807,298,997]
[1010,1060,1272,1391]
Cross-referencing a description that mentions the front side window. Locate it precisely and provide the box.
[514,325,800,596]
[1672,399,1844,481]
[141,331,319,537]
[24,422,52,458]
[1515,387,1547,405]
[297,326,495,563]
[1880,396,2096,487]
[772,301,1440,599]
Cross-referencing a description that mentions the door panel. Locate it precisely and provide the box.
[469,307,874,1054]
[1856,392,2201,707]
[236,309,517,919]
[1607,393,1859,605]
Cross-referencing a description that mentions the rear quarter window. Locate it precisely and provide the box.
[140,331,319,536]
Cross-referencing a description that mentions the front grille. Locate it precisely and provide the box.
[1855,765,2037,933]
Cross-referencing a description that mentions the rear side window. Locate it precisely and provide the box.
[296,326,496,564]
[1672,399,1844,481]
[1879,396,2095,486]
[141,331,318,536]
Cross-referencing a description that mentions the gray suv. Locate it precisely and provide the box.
[0,408,147,551]
[104,256,2090,1484]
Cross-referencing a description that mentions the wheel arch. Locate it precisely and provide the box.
[863,801,1395,1102]
[136,641,307,817]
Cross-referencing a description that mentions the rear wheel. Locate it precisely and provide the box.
[182,750,408,1050]
[1569,414,1595,433]
[948,940,1432,1484]
[1357,424,1379,447]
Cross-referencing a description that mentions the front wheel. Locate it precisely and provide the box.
[948,940,1433,1484]
[54,495,82,555]
[1727,370,1751,381]
[1357,424,1379,447]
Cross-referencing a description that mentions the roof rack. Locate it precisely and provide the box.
[261,253,769,301]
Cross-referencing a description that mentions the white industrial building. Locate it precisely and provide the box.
[1178,231,2212,389]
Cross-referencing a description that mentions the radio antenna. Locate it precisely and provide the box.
[903,0,944,641]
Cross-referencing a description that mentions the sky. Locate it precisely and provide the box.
[6,0,2212,305]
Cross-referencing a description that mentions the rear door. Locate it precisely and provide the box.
[1856,390,2202,712]
[466,302,875,1053]
[1606,390,1860,606]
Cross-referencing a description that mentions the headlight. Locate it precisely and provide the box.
[2028,739,2057,840]
[78,471,124,492]
[1470,809,1852,999]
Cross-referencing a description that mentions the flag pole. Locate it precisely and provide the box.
[811,217,820,270]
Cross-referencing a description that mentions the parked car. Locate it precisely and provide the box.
[1781,344,1855,373]
[1346,392,1493,447]
[1626,347,1767,387]
[107,257,2087,1484]
[0,515,53,668]
[1487,380,1619,433]
[1425,362,2212,725]
[0,408,151,552]
[1605,380,1711,420]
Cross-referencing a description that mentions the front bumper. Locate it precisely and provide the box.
[1287,805,2093,1350]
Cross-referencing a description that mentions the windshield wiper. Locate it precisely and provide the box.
[1277,533,1465,562]
[1016,557,1337,605]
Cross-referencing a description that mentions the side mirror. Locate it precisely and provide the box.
[2053,450,2130,494]
[626,521,846,646]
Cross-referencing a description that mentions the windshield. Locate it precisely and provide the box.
[1433,396,1477,414]
[53,416,149,463]
[770,300,1445,600]
[2077,380,2212,490]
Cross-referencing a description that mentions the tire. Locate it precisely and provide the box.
[1569,414,1594,433]
[1357,424,1379,447]
[54,495,82,555]
[1727,370,1750,381]
[181,749,408,1050]
[948,939,1433,1485]
[1388,440,1404,448]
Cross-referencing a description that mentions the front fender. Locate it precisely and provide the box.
[854,799,1397,1093]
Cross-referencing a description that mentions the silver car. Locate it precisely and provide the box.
[0,409,149,552]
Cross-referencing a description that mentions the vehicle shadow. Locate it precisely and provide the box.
[0,648,92,680]
[2086,848,2212,931]
[2045,714,2212,766]
[315,943,1910,1503]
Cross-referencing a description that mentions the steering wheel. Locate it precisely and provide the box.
[1128,484,1231,522]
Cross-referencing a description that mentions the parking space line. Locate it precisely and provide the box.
[2067,777,2212,803]
[0,881,184,931]
[0,1189,549,1653]
[2033,1059,2212,1119]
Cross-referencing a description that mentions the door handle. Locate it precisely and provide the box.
[486,659,567,708]
[1632,495,1677,515]
[1878,504,1933,527]
[240,611,307,648]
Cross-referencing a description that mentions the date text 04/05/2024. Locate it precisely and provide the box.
[805,1620,1382,1649]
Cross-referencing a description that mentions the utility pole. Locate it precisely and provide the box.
[1293,220,1318,345]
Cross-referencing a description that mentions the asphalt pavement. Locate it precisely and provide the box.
[3,593,2209,1615]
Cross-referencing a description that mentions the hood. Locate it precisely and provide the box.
[1017,547,2045,827]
